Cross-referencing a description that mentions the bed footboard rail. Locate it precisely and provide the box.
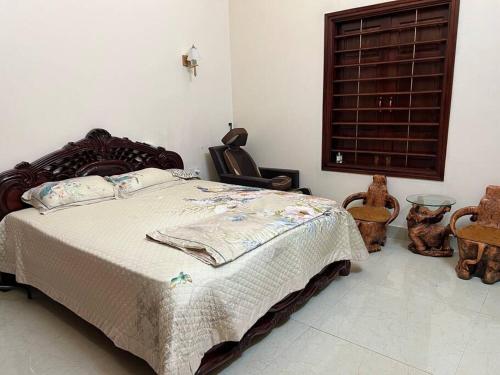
[196,260,351,375]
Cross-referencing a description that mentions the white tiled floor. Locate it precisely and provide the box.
[1,238,499,375]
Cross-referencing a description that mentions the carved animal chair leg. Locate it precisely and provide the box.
[457,241,500,284]
[380,235,387,247]
[356,220,386,253]
[483,246,500,284]
[456,240,485,281]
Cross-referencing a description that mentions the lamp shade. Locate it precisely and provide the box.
[187,45,200,63]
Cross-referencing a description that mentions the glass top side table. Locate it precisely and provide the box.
[406,194,456,257]
[407,194,456,207]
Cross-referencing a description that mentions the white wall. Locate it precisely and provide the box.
[0,0,233,179]
[2,0,499,227]
[229,0,500,227]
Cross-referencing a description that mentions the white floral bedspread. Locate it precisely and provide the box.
[0,180,367,374]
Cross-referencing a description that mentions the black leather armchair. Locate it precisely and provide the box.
[209,128,310,194]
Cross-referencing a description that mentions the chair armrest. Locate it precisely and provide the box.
[342,192,367,209]
[450,206,479,235]
[386,194,400,224]
[259,168,300,188]
[219,174,273,189]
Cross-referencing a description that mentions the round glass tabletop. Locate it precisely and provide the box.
[406,194,456,207]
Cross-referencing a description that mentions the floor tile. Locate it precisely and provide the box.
[480,283,500,317]
[292,245,384,324]
[0,288,27,301]
[456,313,500,375]
[218,319,309,374]
[262,328,430,375]
[353,239,490,312]
[295,280,476,375]
[292,265,362,325]
[0,293,153,375]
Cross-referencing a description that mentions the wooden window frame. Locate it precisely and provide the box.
[322,0,460,181]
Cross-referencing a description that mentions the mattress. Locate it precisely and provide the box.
[0,180,368,374]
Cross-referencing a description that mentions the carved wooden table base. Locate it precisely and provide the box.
[406,204,454,257]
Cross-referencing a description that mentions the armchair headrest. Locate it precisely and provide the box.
[222,128,248,148]
[486,185,500,199]
[474,185,500,229]
[366,174,389,207]
[372,175,387,185]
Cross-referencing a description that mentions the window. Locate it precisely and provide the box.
[322,0,459,180]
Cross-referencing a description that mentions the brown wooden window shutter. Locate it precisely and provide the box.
[322,0,460,180]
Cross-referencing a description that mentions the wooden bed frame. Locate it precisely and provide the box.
[0,129,351,374]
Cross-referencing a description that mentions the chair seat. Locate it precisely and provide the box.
[457,224,500,247]
[347,206,391,223]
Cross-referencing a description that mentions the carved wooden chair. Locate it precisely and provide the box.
[343,175,400,253]
[450,185,500,284]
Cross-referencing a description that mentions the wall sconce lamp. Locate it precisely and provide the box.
[182,45,201,77]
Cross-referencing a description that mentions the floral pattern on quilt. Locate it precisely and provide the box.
[106,168,180,197]
[148,185,347,266]
[106,173,142,194]
[38,180,102,200]
[169,272,192,288]
[21,176,115,213]
[184,185,271,214]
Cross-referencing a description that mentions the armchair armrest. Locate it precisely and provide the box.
[450,206,479,236]
[259,168,300,188]
[386,194,400,224]
[342,192,367,209]
[219,174,273,189]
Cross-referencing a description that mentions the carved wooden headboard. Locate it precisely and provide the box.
[0,129,183,220]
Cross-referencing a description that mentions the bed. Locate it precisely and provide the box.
[0,129,367,374]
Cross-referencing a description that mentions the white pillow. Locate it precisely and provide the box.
[105,168,180,198]
[22,176,115,213]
